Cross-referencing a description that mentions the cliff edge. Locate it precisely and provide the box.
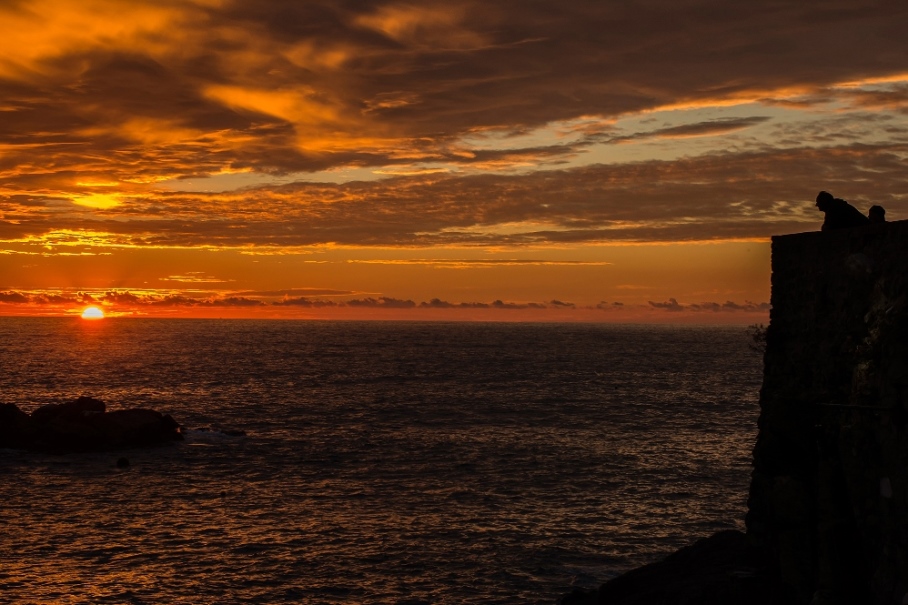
[564,219,908,605]
[748,219,908,604]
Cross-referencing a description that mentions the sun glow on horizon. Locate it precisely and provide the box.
[81,306,105,319]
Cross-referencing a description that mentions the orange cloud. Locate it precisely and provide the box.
[2,142,905,252]
[1,1,906,319]
[354,4,488,50]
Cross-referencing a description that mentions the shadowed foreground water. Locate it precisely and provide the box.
[0,319,762,604]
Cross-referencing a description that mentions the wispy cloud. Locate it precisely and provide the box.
[5,143,904,250]
[603,116,773,143]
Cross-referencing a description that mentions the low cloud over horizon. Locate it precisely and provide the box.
[0,288,770,320]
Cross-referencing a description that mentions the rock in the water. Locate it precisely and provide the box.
[93,409,182,449]
[1,397,182,453]
[0,402,36,449]
[33,413,105,452]
[31,395,105,424]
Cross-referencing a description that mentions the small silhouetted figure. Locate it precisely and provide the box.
[816,191,870,230]
[868,205,886,223]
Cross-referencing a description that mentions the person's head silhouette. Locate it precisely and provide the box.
[816,191,834,211]
[869,205,886,223]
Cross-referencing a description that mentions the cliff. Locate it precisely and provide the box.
[563,219,908,605]
[748,219,908,604]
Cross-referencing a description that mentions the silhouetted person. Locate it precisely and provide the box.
[815,191,870,230]
[869,205,886,223]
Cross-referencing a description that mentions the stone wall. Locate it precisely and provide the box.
[747,220,908,605]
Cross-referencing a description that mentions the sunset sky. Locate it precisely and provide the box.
[1,0,906,320]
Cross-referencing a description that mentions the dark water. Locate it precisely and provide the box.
[0,319,762,604]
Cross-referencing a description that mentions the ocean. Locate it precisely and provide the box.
[0,318,763,604]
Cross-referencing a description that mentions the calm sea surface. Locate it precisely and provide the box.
[0,319,763,604]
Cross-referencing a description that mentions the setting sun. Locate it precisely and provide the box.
[80,306,105,320]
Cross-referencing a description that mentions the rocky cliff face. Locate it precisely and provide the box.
[747,220,908,605]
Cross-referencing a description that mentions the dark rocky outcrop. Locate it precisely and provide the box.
[0,402,37,449]
[0,396,182,453]
[560,531,792,605]
[747,219,908,604]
